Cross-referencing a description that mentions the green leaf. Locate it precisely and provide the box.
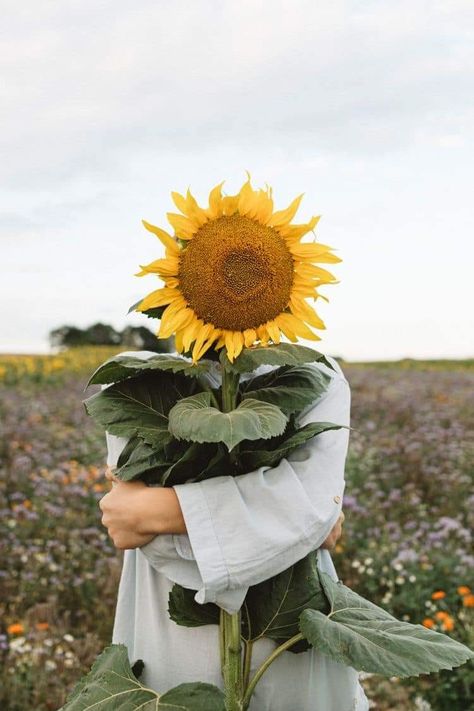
[238,421,344,470]
[168,392,288,451]
[168,585,220,627]
[87,353,210,387]
[162,441,220,486]
[242,552,329,648]
[241,364,330,415]
[115,437,172,482]
[299,571,474,677]
[84,372,198,448]
[61,644,225,710]
[220,343,336,373]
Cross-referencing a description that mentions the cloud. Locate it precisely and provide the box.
[1,0,473,189]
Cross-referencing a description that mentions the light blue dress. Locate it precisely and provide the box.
[104,351,369,710]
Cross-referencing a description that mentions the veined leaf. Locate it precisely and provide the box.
[168,585,220,627]
[241,364,330,415]
[84,372,198,447]
[299,571,474,677]
[238,421,344,471]
[221,343,336,373]
[168,392,287,451]
[115,436,172,482]
[87,353,210,387]
[242,552,329,647]
[61,644,225,710]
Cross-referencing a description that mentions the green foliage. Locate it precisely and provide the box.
[299,572,474,677]
[87,353,211,387]
[220,343,335,373]
[242,553,329,648]
[61,644,225,710]
[241,364,330,415]
[168,586,220,627]
[168,392,288,451]
[83,372,199,448]
[238,421,344,471]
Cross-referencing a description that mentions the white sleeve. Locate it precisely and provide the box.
[172,362,350,607]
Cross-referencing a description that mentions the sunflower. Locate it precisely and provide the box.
[134,177,341,362]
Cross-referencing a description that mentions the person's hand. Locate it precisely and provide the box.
[99,467,186,549]
[320,512,345,550]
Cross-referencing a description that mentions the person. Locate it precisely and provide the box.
[99,350,369,710]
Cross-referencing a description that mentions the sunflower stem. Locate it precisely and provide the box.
[220,358,243,710]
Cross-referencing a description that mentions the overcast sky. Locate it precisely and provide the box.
[2,0,473,360]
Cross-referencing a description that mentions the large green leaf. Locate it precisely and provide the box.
[168,554,329,656]
[168,585,220,627]
[242,552,329,647]
[115,436,173,482]
[238,421,344,471]
[168,392,288,451]
[299,571,474,677]
[241,364,330,415]
[220,343,336,373]
[61,644,225,710]
[84,372,198,448]
[87,353,210,387]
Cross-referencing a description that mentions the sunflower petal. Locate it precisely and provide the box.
[221,195,239,216]
[224,330,235,361]
[171,191,189,215]
[289,242,340,262]
[269,194,304,228]
[207,181,225,218]
[135,257,180,277]
[279,215,320,240]
[276,313,320,341]
[137,287,179,311]
[232,331,244,360]
[289,296,326,329]
[194,327,221,361]
[192,323,215,362]
[264,320,281,344]
[182,317,202,352]
[243,328,257,348]
[294,263,338,282]
[142,220,180,255]
[167,212,198,239]
[159,305,194,339]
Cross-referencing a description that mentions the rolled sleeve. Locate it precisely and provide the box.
[173,362,351,606]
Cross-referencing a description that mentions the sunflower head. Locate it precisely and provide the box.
[134,177,341,362]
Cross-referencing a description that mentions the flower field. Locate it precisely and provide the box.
[0,349,472,710]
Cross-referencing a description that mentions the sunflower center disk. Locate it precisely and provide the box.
[178,214,294,331]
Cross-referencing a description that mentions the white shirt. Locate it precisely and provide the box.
[104,351,369,711]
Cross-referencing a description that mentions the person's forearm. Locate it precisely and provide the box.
[144,486,187,535]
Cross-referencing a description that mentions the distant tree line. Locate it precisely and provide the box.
[49,322,173,353]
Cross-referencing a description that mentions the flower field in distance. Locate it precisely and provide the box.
[0,348,472,710]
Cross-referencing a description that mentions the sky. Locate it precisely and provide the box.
[1,0,473,360]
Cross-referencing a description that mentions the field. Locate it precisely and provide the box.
[0,349,473,710]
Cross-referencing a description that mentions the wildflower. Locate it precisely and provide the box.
[441,615,455,632]
[431,590,446,600]
[422,618,435,628]
[462,594,474,608]
[7,622,24,635]
[435,611,449,620]
[457,586,471,596]
[35,622,49,631]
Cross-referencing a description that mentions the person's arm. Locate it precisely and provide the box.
[98,357,349,611]
[167,362,350,605]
